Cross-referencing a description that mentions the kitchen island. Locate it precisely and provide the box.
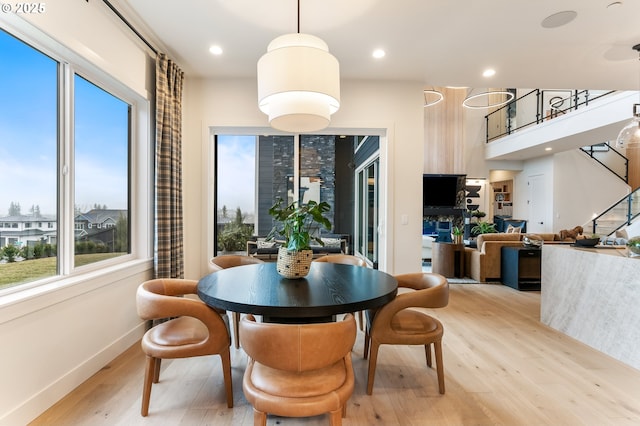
[541,244,640,370]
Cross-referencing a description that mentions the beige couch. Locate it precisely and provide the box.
[464,233,558,282]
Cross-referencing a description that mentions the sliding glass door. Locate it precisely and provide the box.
[213,134,357,256]
[355,157,379,267]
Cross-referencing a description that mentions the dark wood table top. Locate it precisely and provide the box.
[197,262,398,321]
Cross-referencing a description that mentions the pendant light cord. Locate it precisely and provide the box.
[637,45,640,108]
[297,0,300,33]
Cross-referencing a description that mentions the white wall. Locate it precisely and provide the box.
[182,78,425,279]
[553,150,629,231]
[0,3,153,424]
[508,151,630,235]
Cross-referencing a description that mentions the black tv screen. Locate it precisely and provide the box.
[423,174,459,208]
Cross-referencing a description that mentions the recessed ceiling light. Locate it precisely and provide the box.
[372,49,385,59]
[541,10,577,28]
[545,147,553,151]
[209,45,223,55]
[482,69,496,78]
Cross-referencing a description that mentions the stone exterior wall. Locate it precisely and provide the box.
[257,135,337,235]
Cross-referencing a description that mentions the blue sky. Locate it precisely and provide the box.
[0,29,128,216]
[217,135,256,214]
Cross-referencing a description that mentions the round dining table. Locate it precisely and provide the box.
[197,262,398,323]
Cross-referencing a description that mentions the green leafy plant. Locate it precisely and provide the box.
[471,221,497,236]
[452,226,463,236]
[218,207,253,252]
[2,244,20,263]
[267,198,332,252]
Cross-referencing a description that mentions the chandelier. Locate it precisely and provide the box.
[257,0,340,133]
[616,44,640,149]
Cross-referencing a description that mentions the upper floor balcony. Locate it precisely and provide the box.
[484,90,639,161]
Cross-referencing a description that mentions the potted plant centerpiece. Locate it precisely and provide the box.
[268,198,332,278]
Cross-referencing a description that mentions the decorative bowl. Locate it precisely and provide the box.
[522,235,543,248]
[574,237,600,247]
[627,236,640,255]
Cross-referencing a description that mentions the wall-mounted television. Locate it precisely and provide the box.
[423,174,462,208]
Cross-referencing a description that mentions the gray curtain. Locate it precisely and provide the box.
[154,53,184,278]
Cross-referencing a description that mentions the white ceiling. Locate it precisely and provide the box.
[115,0,640,91]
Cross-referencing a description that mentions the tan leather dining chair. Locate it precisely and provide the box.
[240,314,357,426]
[363,272,449,395]
[313,254,368,329]
[313,254,367,267]
[136,278,233,416]
[209,254,264,348]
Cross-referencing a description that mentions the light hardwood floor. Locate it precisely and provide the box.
[30,284,640,425]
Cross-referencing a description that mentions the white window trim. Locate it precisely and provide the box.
[0,13,154,306]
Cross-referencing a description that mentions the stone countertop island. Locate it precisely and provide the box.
[541,244,640,370]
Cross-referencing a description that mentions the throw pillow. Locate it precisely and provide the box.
[256,239,277,249]
[506,225,521,234]
[321,237,342,248]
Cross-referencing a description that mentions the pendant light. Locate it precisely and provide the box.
[462,89,514,109]
[423,88,444,107]
[257,0,340,133]
[616,44,640,149]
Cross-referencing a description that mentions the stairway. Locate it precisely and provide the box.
[590,189,640,236]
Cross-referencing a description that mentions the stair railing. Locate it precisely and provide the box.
[486,89,616,143]
[591,188,640,236]
[579,142,628,184]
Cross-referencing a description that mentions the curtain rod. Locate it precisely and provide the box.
[100,0,158,55]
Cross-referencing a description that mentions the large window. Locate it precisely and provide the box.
[215,135,262,253]
[0,28,137,291]
[74,75,130,265]
[213,133,357,257]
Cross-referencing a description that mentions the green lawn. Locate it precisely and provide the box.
[0,253,124,290]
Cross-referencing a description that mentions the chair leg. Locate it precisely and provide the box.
[233,312,240,349]
[434,339,445,394]
[357,311,364,331]
[366,341,380,395]
[425,343,432,368]
[363,330,370,359]
[153,358,161,383]
[329,408,343,425]
[141,355,156,417]
[253,408,267,426]
[220,349,234,408]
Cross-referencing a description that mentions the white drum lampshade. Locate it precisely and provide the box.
[257,33,340,133]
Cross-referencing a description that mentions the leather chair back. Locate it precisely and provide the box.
[240,314,356,372]
[239,314,357,424]
[209,254,263,273]
[313,254,367,267]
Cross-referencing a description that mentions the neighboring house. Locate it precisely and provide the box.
[74,209,126,233]
[0,214,56,249]
[74,209,128,248]
[0,209,127,249]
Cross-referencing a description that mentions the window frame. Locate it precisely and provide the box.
[0,19,153,298]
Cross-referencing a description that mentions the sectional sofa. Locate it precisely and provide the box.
[464,232,561,282]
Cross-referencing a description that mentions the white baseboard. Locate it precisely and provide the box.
[0,323,146,426]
